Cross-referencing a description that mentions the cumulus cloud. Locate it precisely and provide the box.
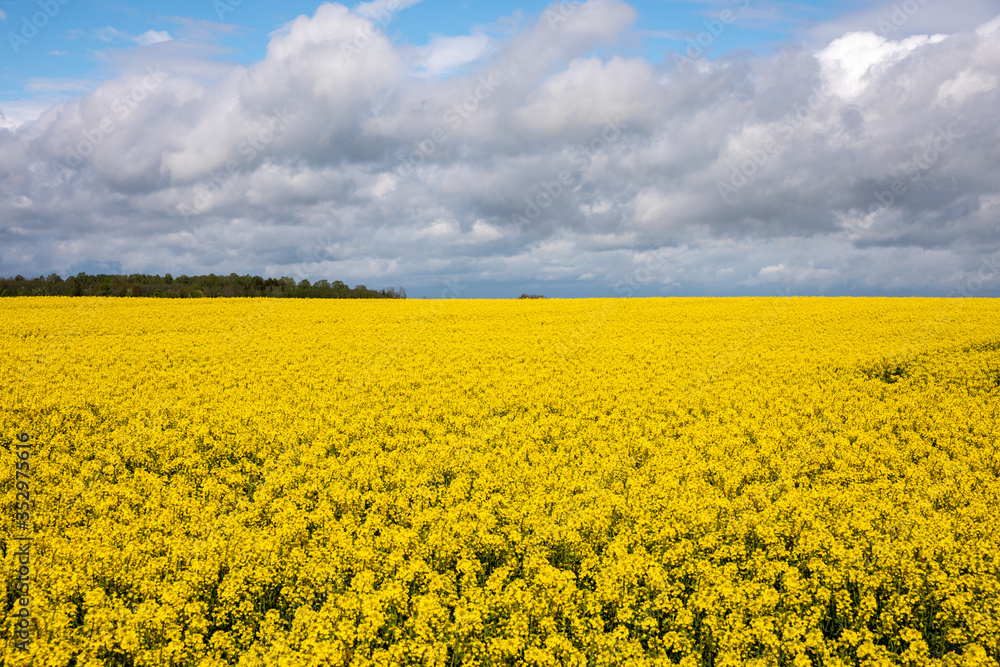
[816,32,947,100]
[0,0,998,297]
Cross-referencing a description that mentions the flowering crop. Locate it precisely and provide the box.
[2,296,999,666]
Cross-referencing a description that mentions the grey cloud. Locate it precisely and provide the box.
[0,0,998,297]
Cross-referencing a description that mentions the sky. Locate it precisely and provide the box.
[0,0,998,298]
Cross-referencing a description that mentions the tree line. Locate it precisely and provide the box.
[0,273,407,299]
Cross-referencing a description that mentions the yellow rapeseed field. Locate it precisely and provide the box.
[2,296,999,666]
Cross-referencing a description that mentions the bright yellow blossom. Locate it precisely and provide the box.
[1,296,998,666]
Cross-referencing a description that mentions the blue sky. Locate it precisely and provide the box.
[2,0,846,119]
[1,0,999,297]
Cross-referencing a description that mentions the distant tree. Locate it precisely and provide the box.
[113,276,129,297]
[1,271,406,299]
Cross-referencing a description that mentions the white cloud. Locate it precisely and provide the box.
[757,263,787,278]
[136,30,173,45]
[976,14,1000,37]
[96,26,173,45]
[817,31,946,100]
[937,69,997,104]
[0,1,998,297]
[415,33,492,77]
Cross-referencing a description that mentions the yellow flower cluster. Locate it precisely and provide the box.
[2,296,999,666]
